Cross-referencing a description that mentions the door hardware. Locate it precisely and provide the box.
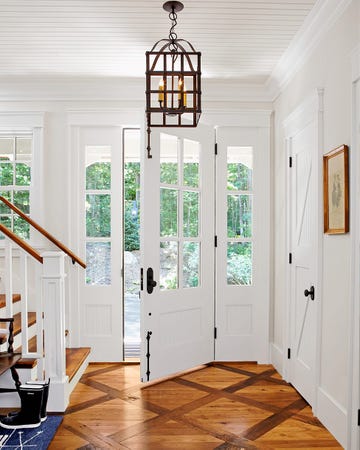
[304,285,315,300]
[146,267,157,294]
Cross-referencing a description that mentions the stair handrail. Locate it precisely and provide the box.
[0,223,43,264]
[0,196,86,268]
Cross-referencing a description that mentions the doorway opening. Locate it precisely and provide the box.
[123,128,141,360]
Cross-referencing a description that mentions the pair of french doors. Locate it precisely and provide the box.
[141,124,270,382]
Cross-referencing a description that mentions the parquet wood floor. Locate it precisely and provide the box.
[48,362,343,449]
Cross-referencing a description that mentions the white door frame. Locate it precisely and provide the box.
[283,89,324,412]
[67,110,142,357]
[349,44,360,450]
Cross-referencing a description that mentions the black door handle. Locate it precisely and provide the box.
[146,268,157,294]
[304,285,315,300]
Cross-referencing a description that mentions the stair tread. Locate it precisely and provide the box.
[66,347,91,382]
[0,312,36,337]
[0,294,21,310]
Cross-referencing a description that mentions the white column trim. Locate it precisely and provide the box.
[348,43,360,450]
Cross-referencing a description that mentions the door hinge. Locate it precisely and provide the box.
[358,409,360,426]
[140,268,144,291]
[214,327,217,339]
[287,348,291,359]
[215,143,218,155]
[289,253,292,264]
[214,235,218,247]
[289,156,292,168]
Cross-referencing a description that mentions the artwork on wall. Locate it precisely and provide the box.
[323,144,349,234]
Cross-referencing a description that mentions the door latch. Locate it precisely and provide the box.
[146,267,157,294]
[304,285,315,300]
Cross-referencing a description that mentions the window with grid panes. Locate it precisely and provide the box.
[0,135,32,240]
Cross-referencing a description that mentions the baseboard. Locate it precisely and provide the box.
[317,386,347,448]
[270,342,284,376]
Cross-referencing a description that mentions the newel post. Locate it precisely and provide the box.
[42,251,69,412]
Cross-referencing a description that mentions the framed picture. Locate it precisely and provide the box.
[323,144,349,234]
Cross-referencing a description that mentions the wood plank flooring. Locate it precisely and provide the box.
[49,362,342,449]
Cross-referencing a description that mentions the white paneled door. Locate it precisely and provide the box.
[215,127,270,362]
[77,126,123,362]
[288,120,318,405]
[141,122,271,382]
[140,125,215,381]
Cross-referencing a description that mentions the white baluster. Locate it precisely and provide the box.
[20,252,29,356]
[4,239,13,318]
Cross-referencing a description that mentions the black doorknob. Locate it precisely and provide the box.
[304,285,315,300]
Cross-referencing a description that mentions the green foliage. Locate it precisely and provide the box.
[86,194,111,237]
[124,163,140,200]
[124,201,139,251]
[86,162,111,190]
[0,161,31,239]
[227,243,252,285]
[227,162,252,191]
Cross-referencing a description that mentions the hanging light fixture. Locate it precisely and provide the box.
[145,1,201,157]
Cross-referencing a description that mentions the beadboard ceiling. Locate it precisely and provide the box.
[0,0,318,84]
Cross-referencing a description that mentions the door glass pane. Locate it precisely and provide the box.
[160,188,178,237]
[227,194,252,238]
[160,241,178,290]
[160,133,178,185]
[86,194,111,237]
[14,216,30,240]
[183,191,199,238]
[13,190,30,213]
[86,146,111,190]
[183,139,199,187]
[183,241,200,288]
[0,191,11,213]
[227,146,253,191]
[0,163,13,185]
[15,163,31,186]
[0,216,11,239]
[227,242,252,285]
[0,138,14,160]
[86,242,111,285]
[16,138,32,161]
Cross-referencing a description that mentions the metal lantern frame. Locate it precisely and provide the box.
[145,1,201,157]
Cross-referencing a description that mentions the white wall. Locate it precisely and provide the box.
[272,0,360,446]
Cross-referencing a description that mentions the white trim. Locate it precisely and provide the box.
[348,43,360,450]
[270,343,284,375]
[267,0,353,100]
[317,387,347,447]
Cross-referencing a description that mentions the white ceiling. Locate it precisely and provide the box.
[0,0,318,84]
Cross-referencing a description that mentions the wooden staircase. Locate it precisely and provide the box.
[0,293,90,396]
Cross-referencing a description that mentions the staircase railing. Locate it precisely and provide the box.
[0,196,85,268]
[0,199,86,411]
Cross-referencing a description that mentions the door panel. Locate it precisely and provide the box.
[78,126,123,361]
[215,127,270,362]
[289,122,317,404]
[141,124,214,381]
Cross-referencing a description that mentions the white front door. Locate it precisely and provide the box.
[77,126,123,361]
[215,127,270,362]
[141,124,214,381]
[288,121,318,405]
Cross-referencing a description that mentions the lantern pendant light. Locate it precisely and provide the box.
[145,1,202,157]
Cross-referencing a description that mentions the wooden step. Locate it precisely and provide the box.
[66,347,91,382]
[0,294,21,309]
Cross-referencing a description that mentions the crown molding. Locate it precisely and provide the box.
[266,0,354,101]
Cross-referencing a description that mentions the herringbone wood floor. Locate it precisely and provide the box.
[49,362,343,449]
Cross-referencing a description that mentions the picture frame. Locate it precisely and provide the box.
[323,144,349,234]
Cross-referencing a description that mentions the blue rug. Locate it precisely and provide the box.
[0,415,62,449]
